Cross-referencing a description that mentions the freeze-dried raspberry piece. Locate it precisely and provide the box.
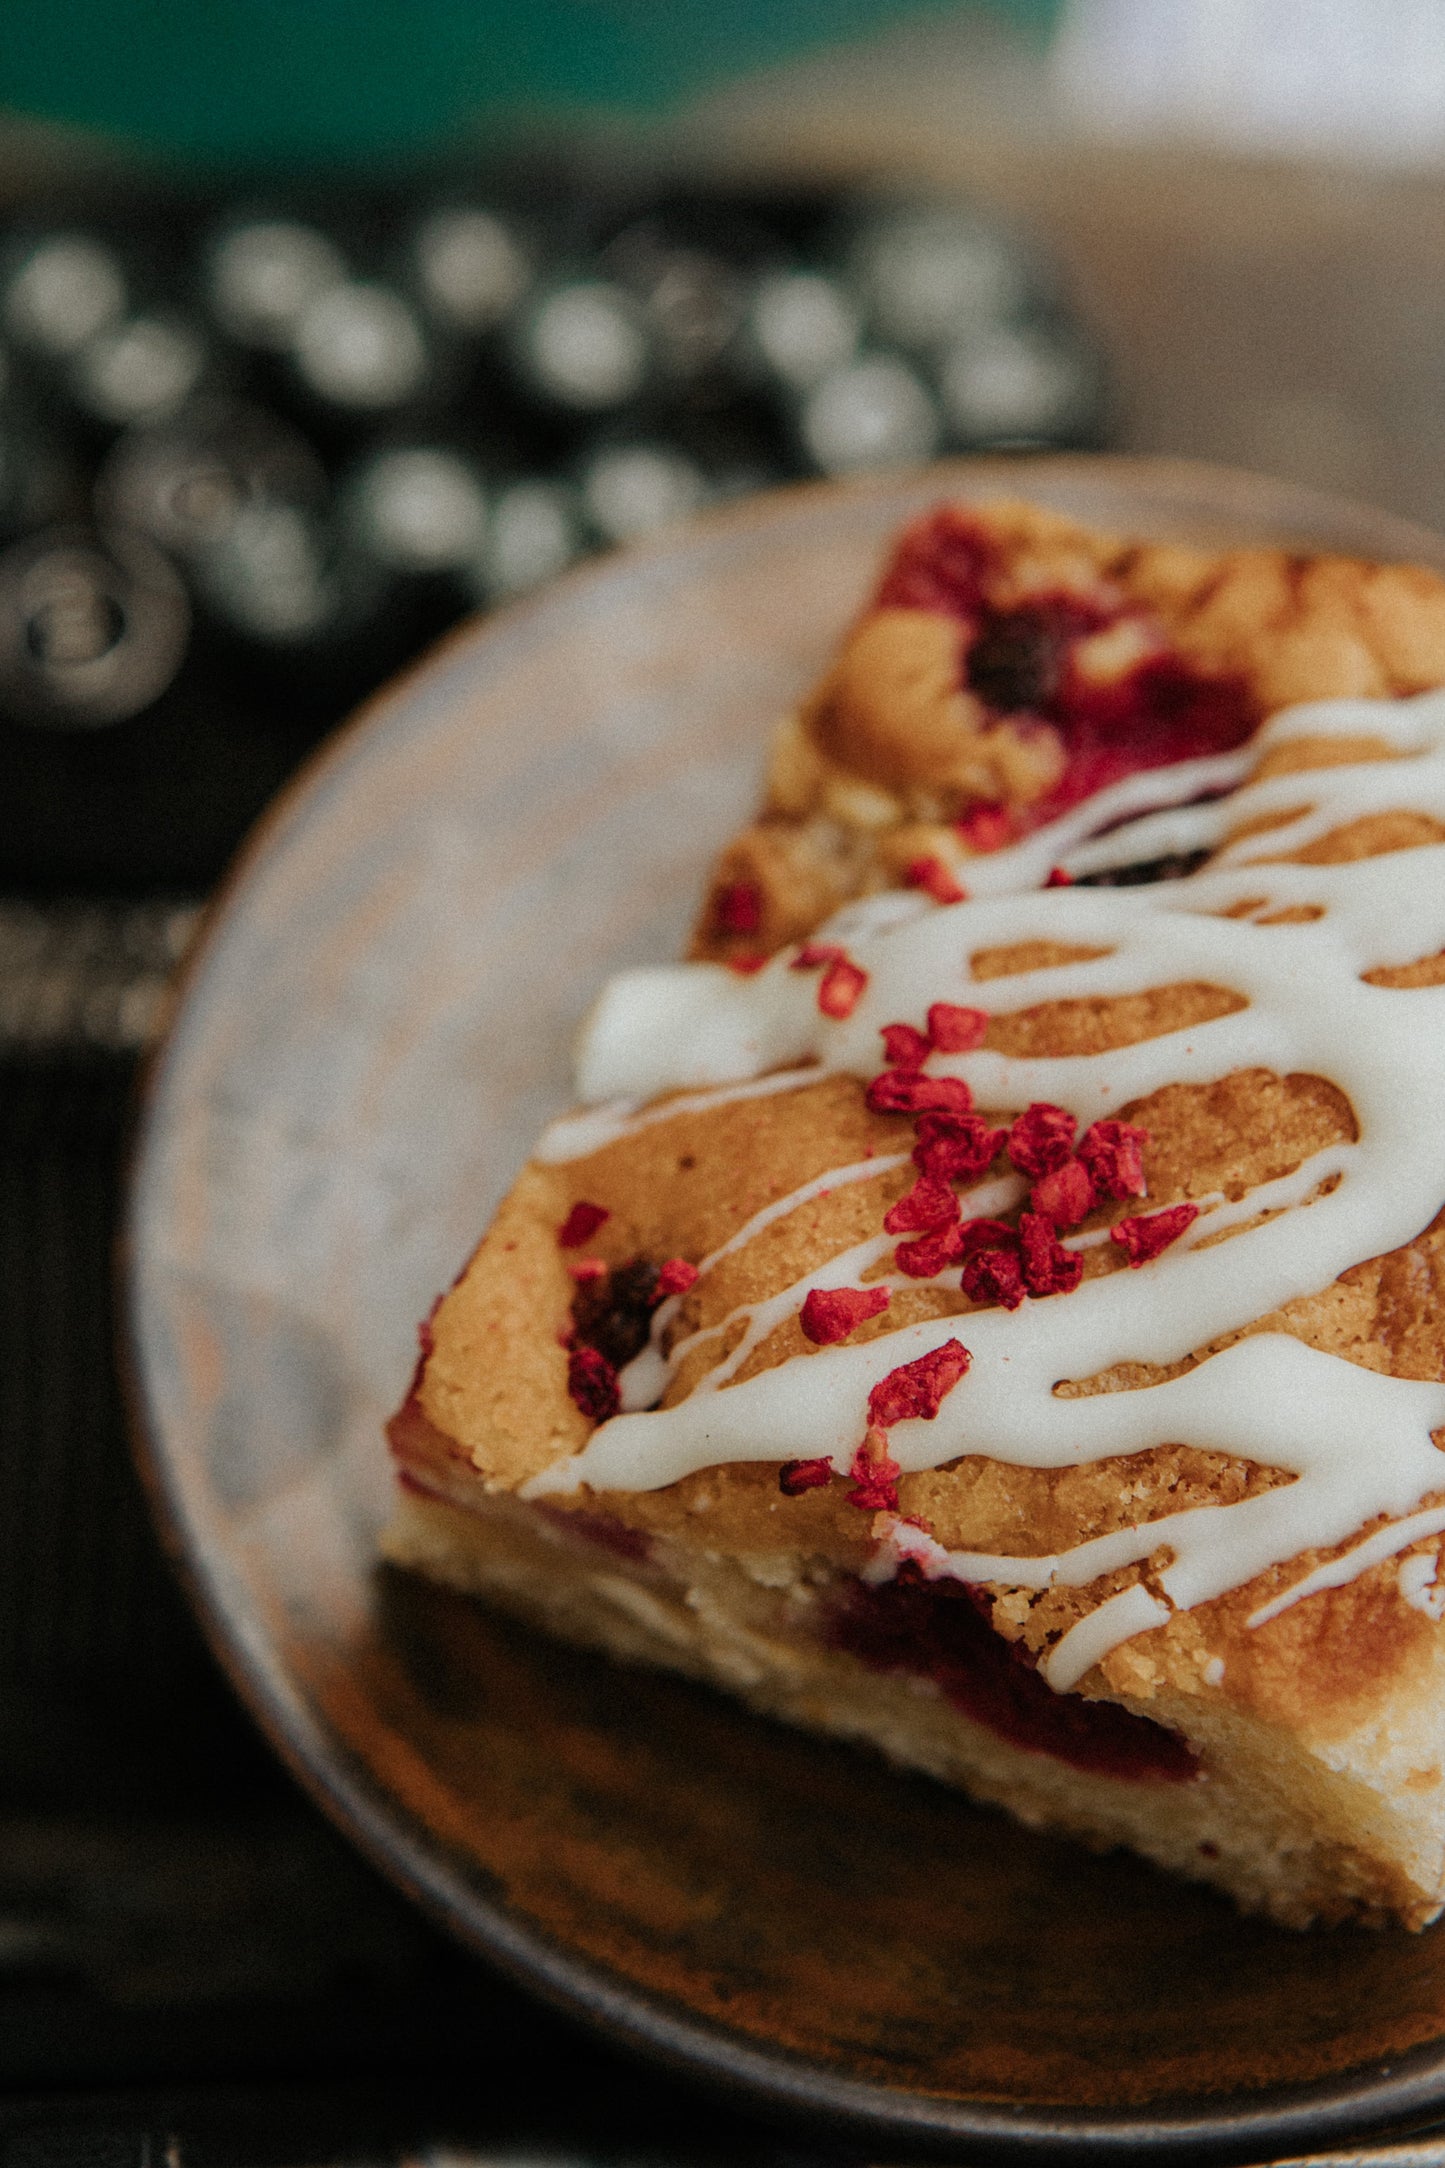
[654,1257,699,1298]
[893,1224,967,1278]
[567,1344,620,1422]
[957,1216,1021,1254]
[847,1432,903,1513]
[960,1247,1026,1310]
[927,1001,988,1053]
[800,1285,891,1344]
[867,1070,975,1116]
[956,802,1013,853]
[819,956,868,1018]
[1044,865,1073,888]
[1078,1119,1150,1201]
[791,941,845,971]
[779,1456,834,1496]
[868,1341,971,1429]
[1019,1210,1084,1297]
[558,1200,609,1248]
[726,951,768,975]
[713,881,762,933]
[1007,1102,1078,1179]
[1111,1203,1199,1266]
[912,1112,1006,1182]
[1030,1157,1095,1229]
[880,1020,930,1070]
[883,1175,961,1235]
[906,855,968,905]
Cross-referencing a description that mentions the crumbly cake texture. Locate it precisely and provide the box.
[385,500,1445,1931]
[690,499,1445,966]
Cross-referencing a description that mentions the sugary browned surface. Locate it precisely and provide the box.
[414,969,1445,1755]
[381,505,1445,1934]
[689,499,1445,964]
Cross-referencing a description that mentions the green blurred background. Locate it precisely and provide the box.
[0,0,1061,164]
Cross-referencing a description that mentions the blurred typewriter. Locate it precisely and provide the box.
[0,160,1106,2163]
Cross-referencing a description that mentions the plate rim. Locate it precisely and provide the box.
[121,454,1445,2159]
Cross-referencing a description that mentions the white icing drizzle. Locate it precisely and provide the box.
[537,1063,820,1164]
[525,691,1445,1689]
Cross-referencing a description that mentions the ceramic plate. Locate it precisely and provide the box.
[126,458,1445,2159]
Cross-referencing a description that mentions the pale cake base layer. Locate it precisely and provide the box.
[383,1487,1443,1930]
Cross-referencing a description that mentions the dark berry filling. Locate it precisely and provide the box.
[874,507,1259,831]
[965,597,1105,714]
[533,1499,653,1564]
[570,1256,661,1369]
[828,1571,1199,1784]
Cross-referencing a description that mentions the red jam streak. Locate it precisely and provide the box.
[828,1572,1199,1783]
[876,507,1258,831]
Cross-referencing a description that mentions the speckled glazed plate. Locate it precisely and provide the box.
[126,459,1445,2161]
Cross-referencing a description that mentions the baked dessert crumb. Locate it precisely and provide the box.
[385,498,1445,1930]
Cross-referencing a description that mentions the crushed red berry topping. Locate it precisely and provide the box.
[818,956,868,1018]
[713,881,762,934]
[1078,1118,1150,1201]
[926,1001,988,1053]
[567,1344,620,1423]
[800,1285,891,1344]
[955,802,1013,853]
[1018,1211,1085,1298]
[912,1112,1006,1182]
[883,1174,961,1236]
[727,951,769,975]
[1111,1202,1200,1266]
[558,1200,609,1248]
[868,1340,971,1429]
[846,1430,903,1512]
[905,855,968,905]
[881,1020,930,1070]
[867,1070,974,1117]
[1007,1102,1078,1179]
[654,1257,699,1298]
[958,1217,1020,1258]
[875,506,994,617]
[567,1256,609,1283]
[960,1246,1026,1311]
[779,1456,834,1496]
[873,509,1259,833]
[893,1224,966,1279]
[1029,1157,1095,1229]
[791,941,845,971]
[1045,865,1074,888]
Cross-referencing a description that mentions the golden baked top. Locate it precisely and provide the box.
[392,497,1445,1746]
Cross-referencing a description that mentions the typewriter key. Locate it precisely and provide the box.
[206,218,348,348]
[68,314,209,430]
[470,477,582,600]
[94,398,326,558]
[3,233,127,357]
[413,206,531,333]
[342,445,487,571]
[513,279,651,413]
[0,525,188,729]
[291,282,429,412]
[606,225,746,388]
[579,439,707,544]
[848,205,1027,351]
[798,352,939,475]
[747,267,860,390]
[939,322,1102,447]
